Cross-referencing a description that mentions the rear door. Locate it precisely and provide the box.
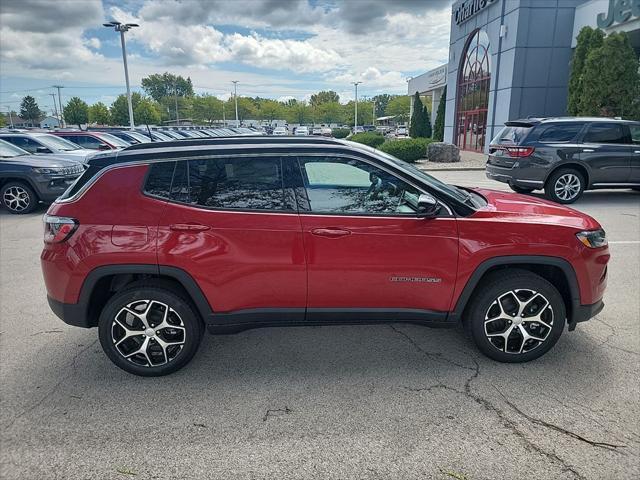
[629,123,640,183]
[579,122,631,184]
[155,156,306,323]
[294,154,458,318]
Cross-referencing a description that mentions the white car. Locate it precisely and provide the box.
[321,127,332,137]
[395,126,409,138]
[0,132,94,164]
[295,126,309,136]
[273,126,288,136]
[312,127,323,135]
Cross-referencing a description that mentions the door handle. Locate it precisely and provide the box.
[582,149,595,153]
[311,227,351,238]
[169,223,211,232]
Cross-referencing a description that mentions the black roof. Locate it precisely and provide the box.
[507,116,638,127]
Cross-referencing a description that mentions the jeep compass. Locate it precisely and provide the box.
[41,136,609,376]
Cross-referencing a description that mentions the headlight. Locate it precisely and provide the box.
[33,165,84,175]
[576,229,607,248]
[33,167,64,174]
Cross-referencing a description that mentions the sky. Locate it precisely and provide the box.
[0,0,452,116]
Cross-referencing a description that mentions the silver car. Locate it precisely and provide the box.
[0,132,94,164]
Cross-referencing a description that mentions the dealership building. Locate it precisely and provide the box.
[408,0,640,153]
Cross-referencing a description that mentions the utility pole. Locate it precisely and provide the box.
[104,21,139,130]
[372,99,376,128]
[222,101,226,126]
[174,82,180,125]
[52,85,65,127]
[49,93,59,125]
[6,107,14,128]
[232,81,239,127]
[352,81,362,131]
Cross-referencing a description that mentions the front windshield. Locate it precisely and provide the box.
[37,134,81,151]
[346,141,475,206]
[95,132,131,147]
[0,139,29,157]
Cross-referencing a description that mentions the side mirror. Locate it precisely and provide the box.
[36,146,51,154]
[417,193,441,218]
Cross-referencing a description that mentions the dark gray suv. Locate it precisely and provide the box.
[486,117,640,203]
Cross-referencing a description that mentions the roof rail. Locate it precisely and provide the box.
[122,135,345,151]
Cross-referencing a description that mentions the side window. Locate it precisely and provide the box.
[630,125,640,145]
[11,137,41,153]
[298,156,422,215]
[583,123,628,144]
[144,162,176,199]
[176,157,286,211]
[79,136,105,149]
[62,136,82,146]
[537,123,582,143]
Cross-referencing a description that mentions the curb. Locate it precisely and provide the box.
[420,166,486,172]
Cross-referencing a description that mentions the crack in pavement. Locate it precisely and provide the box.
[2,339,98,431]
[593,317,639,357]
[263,406,293,422]
[390,326,588,480]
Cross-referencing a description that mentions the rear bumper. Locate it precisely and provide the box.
[485,164,545,189]
[47,296,91,328]
[568,299,604,331]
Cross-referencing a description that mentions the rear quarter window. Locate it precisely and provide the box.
[491,125,532,145]
[144,161,176,198]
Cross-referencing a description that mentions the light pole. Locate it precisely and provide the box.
[49,93,59,125]
[104,21,139,130]
[52,85,65,127]
[352,81,362,131]
[222,100,226,126]
[231,81,239,127]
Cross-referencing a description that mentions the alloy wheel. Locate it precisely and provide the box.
[111,299,186,367]
[3,186,31,212]
[554,173,581,201]
[484,289,553,354]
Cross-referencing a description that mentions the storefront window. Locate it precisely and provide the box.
[455,29,491,152]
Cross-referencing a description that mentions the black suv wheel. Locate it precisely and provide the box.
[545,168,585,204]
[466,270,565,363]
[1,181,38,214]
[98,284,203,376]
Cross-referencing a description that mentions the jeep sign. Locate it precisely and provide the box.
[597,0,640,28]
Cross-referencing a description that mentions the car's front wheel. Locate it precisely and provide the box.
[545,168,585,204]
[1,181,38,214]
[98,284,203,376]
[466,270,565,363]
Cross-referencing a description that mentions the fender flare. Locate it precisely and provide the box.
[448,255,581,324]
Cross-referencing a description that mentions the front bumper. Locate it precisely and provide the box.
[34,174,80,202]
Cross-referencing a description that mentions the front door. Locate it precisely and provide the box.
[579,122,631,184]
[628,123,640,183]
[294,155,459,320]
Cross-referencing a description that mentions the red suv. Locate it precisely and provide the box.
[41,137,610,376]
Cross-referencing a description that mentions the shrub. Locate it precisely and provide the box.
[379,138,428,162]
[350,131,385,148]
[332,128,350,139]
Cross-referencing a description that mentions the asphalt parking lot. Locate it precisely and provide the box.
[1,170,638,480]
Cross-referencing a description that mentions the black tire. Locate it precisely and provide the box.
[509,185,534,194]
[98,284,203,376]
[1,181,38,214]
[544,168,585,204]
[465,269,565,363]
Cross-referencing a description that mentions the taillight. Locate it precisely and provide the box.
[43,215,78,244]
[506,146,535,157]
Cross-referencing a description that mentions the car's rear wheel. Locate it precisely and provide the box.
[545,168,585,204]
[98,285,203,376]
[465,270,565,363]
[509,185,534,194]
[1,181,38,214]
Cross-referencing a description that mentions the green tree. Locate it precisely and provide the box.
[258,99,284,122]
[409,93,432,138]
[141,72,194,102]
[568,27,604,116]
[134,98,161,128]
[316,101,343,124]
[372,94,392,117]
[63,97,89,129]
[20,95,44,126]
[385,95,410,123]
[110,93,143,126]
[192,95,223,125]
[579,32,640,118]
[0,115,5,127]
[88,102,111,125]
[310,90,340,106]
[433,86,446,141]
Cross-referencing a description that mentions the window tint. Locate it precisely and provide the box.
[76,136,106,149]
[583,123,628,144]
[491,125,532,145]
[167,157,286,210]
[5,137,43,153]
[298,156,421,215]
[537,123,582,142]
[630,125,640,145]
[144,162,176,198]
